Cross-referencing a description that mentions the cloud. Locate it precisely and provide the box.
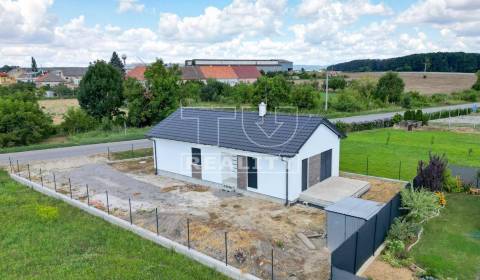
[117,0,145,13]
[158,0,287,42]
[292,0,393,44]
[397,0,480,37]
[0,0,55,43]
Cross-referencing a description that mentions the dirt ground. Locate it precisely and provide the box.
[345,72,476,95]
[39,98,79,124]
[342,172,405,203]
[21,156,330,280]
[361,258,416,280]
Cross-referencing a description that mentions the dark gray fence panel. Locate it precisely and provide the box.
[331,232,357,273]
[374,204,390,249]
[355,217,376,272]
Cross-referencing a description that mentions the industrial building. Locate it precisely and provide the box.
[185,59,293,73]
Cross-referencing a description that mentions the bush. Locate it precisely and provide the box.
[61,108,97,134]
[472,70,480,91]
[392,113,403,124]
[290,84,317,109]
[333,88,366,112]
[388,218,420,242]
[0,99,53,147]
[413,153,449,192]
[400,187,441,223]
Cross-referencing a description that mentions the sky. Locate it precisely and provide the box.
[1,0,479,67]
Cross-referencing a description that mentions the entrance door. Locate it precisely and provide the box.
[320,149,332,181]
[302,158,308,191]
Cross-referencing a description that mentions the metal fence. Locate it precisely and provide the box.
[331,192,402,278]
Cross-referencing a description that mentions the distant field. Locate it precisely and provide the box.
[344,72,476,95]
[39,98,80,124]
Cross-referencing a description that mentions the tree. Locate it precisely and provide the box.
[77,60,124,119]
[125,59,181,127]
[200,79,231,102]
[290,84,316,109]
[472,70,480,91]
[61,108,97,134]
[31,57,38,72]
[0,99,52,147]
[374,72,404,103]
[252,75,291,109]
[350,77,376,108]
[109,51,125,76]
[327,76,347,90]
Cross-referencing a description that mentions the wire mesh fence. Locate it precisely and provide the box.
[9,160,285,280]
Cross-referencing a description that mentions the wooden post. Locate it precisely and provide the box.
[224,232,228,266]
[106,191,110,214]
[187,218,190,249]
[155,208,159,236]
[27,164,31,181]
[129,198,132,224]
[69,178,72,199]
[86,184,90,206]
[53,173,57,192]
[40,168,43,187]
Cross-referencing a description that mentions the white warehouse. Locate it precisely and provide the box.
[147,106,346,204]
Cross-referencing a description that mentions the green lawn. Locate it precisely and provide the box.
[0,171,227,280]
[340,128,480,181]
[411,193,480,280]
[111,148,153,160]
[0,127,150,154]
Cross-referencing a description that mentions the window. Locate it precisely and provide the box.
[247,157,257,189]
[192,148,201,165]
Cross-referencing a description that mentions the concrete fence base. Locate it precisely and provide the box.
[10,173,261,280]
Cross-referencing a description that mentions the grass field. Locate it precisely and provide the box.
[340,128,480,181]
[0,170,227,280]
[39,98,80,124]
[411,193,480,280]
[110,148,153,160]
[345,72,476,95]
[0,127,150,154]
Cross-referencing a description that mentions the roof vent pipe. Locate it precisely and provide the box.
[259,102,267,117]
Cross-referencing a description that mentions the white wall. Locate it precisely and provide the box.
[288,124,341,201]
[153,138,287,200]
[152,123,340,202]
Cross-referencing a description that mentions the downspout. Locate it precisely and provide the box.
[281,157,289,206]
[152,138,158,175]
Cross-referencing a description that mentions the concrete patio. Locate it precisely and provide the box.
[298,176,371,208]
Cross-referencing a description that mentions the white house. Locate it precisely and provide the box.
[147,106,345,204]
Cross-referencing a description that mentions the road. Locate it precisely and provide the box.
[330,102,479,123]
[0,139,151,166]
[1,102,478,165]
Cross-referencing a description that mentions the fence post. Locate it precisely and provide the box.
[224,231,228,266]
[16,160,20,173]
[106,190,110,215]
[53,173,57,192]
[398,161,402,180]
[366,156,369,176]
[86,184,90,206]
[68,178,73,199]
[155,208,159,236]
[27,164,31,181]
[187,218,190,249]
[131,144,134,157]
[8,157,13,173]
[271,248,274,280]
[372,215,378,255]
[40,168,43,187]
[129,198,132,224]
[107,147,110,161]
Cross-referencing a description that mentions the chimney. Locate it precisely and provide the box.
[259,102,267,117]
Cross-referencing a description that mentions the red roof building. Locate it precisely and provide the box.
[126,66,147,81]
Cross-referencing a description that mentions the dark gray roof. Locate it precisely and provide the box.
[147,108,345,157]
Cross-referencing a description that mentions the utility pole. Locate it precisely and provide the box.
[324,69,329,111]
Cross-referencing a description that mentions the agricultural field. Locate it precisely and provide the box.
[344,72,476,95]
[0,170,227,280]
[38,98,80,124]
[340,128,480,181]
[411,193,480,280]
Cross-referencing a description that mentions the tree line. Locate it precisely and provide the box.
[328,52,480,73]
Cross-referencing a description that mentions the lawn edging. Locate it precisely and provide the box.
[10,173,261,280]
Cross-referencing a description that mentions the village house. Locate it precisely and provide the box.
[147,105,360,205]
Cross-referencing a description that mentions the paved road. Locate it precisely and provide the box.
[1,102,478,165]
[331,102,479,123]
[0,139,151,166]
